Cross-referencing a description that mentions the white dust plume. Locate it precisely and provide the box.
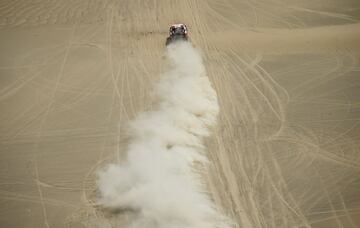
[97,41,231,228]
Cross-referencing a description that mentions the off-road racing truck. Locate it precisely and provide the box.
[166,23,188,45]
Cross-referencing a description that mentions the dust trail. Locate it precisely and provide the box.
[97,41,231,228]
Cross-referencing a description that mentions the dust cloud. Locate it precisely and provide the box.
[97,42,231,228]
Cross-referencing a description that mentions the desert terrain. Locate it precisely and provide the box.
[0,0,360,227]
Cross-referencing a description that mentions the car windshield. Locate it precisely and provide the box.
[173,27,184,35]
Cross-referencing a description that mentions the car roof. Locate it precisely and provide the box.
[170,23,186,28]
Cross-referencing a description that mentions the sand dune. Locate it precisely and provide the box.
[0,0,360,228]
[212,23,360,53]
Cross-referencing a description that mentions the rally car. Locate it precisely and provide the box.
[166,23,188,45]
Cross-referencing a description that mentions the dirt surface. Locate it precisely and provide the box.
[1,0,360,227]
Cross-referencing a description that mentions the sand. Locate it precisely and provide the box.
[0,0,360,227]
